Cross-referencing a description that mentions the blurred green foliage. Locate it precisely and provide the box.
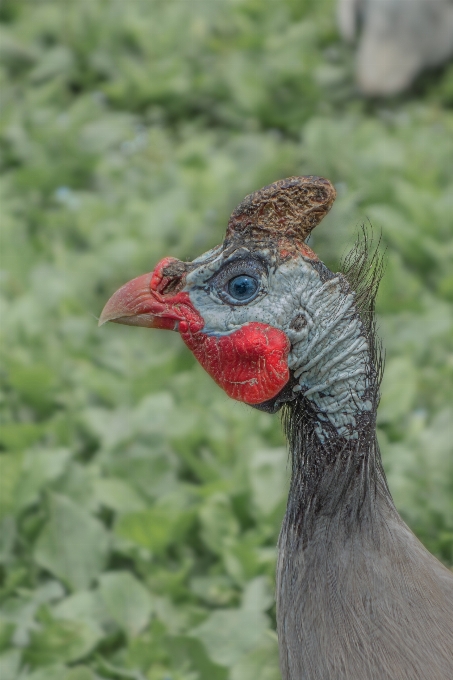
[0,0,452,678]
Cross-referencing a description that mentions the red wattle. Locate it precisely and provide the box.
[180,321,290,404]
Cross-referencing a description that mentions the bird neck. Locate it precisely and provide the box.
[287,269,374,445]
[282,395,392,550]
[282,270,393,545]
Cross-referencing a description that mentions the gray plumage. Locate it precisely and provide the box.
[278,442,453,679]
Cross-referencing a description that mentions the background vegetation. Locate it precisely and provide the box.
[0,1,452,678]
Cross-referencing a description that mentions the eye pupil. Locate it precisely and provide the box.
[228,275,258,301]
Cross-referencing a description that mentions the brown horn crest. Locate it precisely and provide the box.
[226,176,336,249]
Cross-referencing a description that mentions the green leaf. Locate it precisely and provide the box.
[222,539,265,584]
[0,453,23,520]
[17,449,72,511]
[34,494,109,590]
[190,607,269,667]
[52,589,111,631]
[189,575,236,607]
[115,500,194,554]
[0,648,21,680]
[248,448,288,518]
[166,635,228,680]
[99,571,153,637]
[0,423,43,451]
[20,666,67,680]
[29,46,74,83]
[242,577,273,613]
[0,618,15,652]
[198,494,239,555]
[378,357,417,424]
[24,613,102,666]
[83,393,185,450]
[93,478,146,514]
[7,363,56,413]
[231,633,281,680]
[62,667,96,680]
[2,581,65,648]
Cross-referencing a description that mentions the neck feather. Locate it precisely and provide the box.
[281,395,391,550]
[281,232,391,546]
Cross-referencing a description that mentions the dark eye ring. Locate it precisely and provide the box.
[228,275,258,301]
[207,255,266,305]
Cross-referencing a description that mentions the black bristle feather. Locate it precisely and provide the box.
[280,226,389,549]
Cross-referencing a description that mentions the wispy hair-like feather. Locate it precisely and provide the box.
[281,226,388,547]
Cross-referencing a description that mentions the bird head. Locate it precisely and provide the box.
[99,177,347,414]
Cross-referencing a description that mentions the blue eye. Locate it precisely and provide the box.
[228,275,258,301]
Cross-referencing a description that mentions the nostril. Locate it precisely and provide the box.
[162,260,187,278]
[150,257,187,295]
[160,276,184,295]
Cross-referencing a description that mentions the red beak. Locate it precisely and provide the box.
[98,257,196,332]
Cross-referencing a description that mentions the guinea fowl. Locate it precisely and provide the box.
[100,177,453,680]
